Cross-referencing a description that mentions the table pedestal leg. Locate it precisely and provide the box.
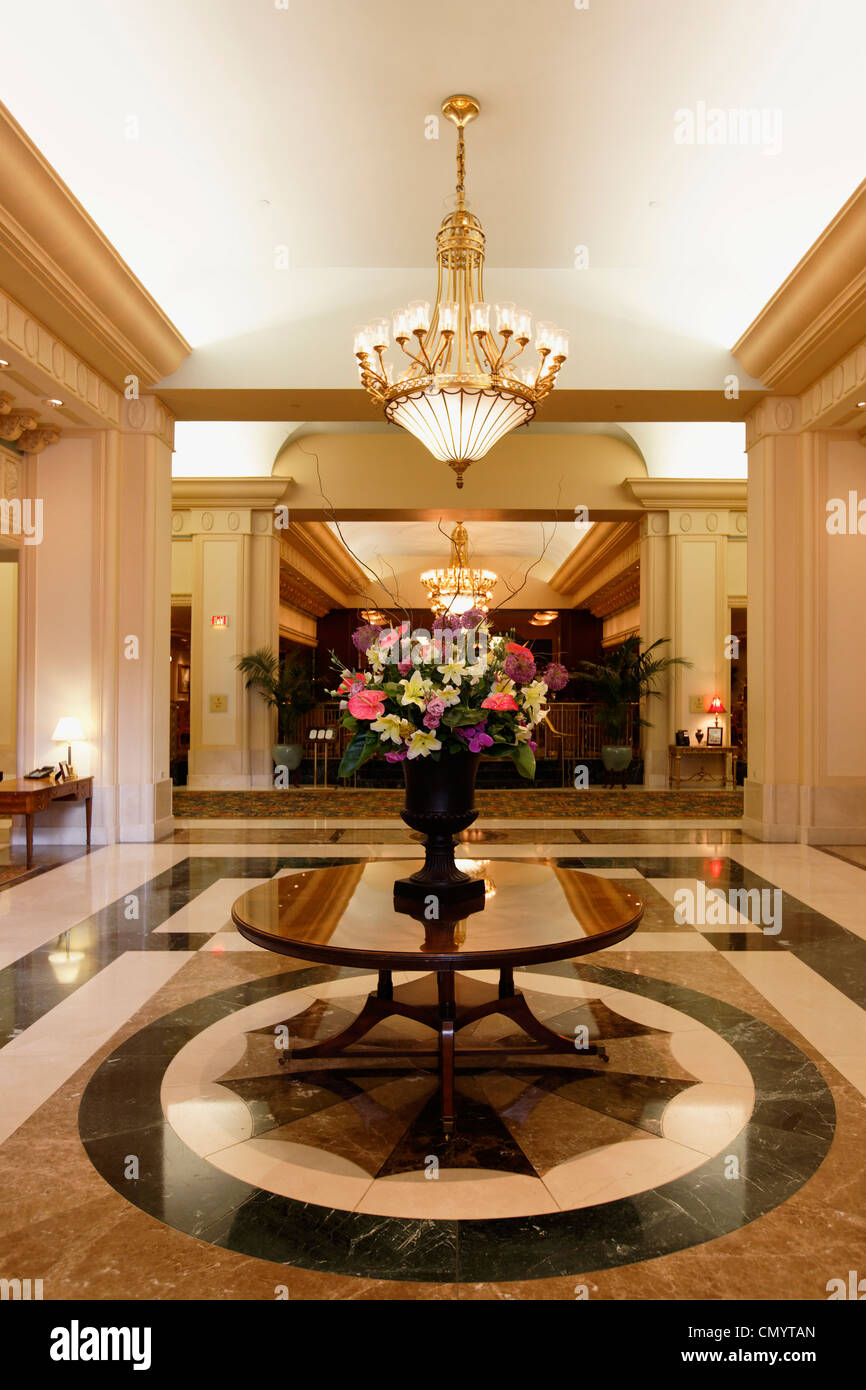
[284,968,608,1133]
[438,970,456,1137]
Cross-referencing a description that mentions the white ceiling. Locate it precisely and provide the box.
[330,518,592,609]
[2,0,864,392]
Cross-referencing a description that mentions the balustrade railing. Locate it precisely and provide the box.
[294,702,639,762]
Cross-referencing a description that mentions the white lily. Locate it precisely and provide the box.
[406,730,442,759]
[399,670,429,710]
[371,714,414,745]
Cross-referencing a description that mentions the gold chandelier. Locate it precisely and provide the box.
[354,94,569,488]
[420,522,497,616]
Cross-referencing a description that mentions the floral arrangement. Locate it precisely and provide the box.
[331,610,569,779]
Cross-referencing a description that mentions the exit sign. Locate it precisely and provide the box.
[211,615,229,629]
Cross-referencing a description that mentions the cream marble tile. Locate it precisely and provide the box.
[661,1081,754,1155]
[722,951,866,1061]
[542,1134,704,1209]
[152,877,269,934]
[0,950,194,1143]
[668,1027,756,1087]
[648,877,766,931]
[212,1136,374,1209]
[356,1169,559,1219]
[161,1080,255,1153]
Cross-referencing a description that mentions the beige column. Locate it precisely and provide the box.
[16,395,175,843]
[173,482,284,790]
[632,482,747,788]
[744,397,866,842]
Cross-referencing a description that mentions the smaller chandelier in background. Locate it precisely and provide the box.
[420,522,497,616]
[354,95,569,488]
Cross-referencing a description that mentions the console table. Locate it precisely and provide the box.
[0,776,93,867]
[668,745,739,789]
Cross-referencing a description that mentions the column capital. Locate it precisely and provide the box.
[121,394,174,448]
[744,397,800,447]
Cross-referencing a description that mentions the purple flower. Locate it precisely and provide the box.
[461,608,485,629]
[352,623,381,652]
[543,661,569,693]
[457,721,494,754]
[432,613,462,631]
[504,652,537,684]
[385,747,408,762]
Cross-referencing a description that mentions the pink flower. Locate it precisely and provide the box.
[482,692,519,712]
[397,661,411,676]
[385,746,408,762]
[423,712,440,730]
[505,641,533,660]
[348,688,386,720]
[426,697,446,718]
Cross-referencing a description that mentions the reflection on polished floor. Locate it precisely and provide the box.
[1,819,864,1300]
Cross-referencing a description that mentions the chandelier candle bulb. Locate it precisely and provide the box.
[408,300,431,334]
[495,301,517,335]
[439,301,460,335]
[371,319,390,350]
[516,308,533,343]
[470,301,491,334]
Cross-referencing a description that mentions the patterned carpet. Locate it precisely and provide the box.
[172,788,744,820]
[0,864,33,886]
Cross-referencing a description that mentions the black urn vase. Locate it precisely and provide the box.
[393,752,485,902]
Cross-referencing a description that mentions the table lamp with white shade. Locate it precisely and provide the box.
[52,717,84,778]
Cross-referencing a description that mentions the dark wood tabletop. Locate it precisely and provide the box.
[232,858,644,970]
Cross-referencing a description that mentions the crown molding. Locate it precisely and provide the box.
[171,478,289,509]
[550,521,639,596]
[733,180,866,394]
[0,101,190,390]
[625,478,748,508]
[287,520,369,594]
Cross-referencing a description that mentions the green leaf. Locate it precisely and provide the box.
[510,742,537,780]
[442,707,487,727]
[338,730,380,777]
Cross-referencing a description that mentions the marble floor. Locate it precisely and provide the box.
[1,817,864,1300]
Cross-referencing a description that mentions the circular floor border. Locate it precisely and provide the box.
[79,961,835,1283]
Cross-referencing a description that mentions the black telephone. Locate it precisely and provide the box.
[24,766,57,780]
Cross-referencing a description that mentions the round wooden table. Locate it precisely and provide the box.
[232,859,644,1135]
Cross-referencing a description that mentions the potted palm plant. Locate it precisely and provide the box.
[577,636,691,781]
[237,646,315,775]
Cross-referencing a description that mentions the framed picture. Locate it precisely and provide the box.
[706,725,723,747]
[57,761,71,781]
[177,664,191,695]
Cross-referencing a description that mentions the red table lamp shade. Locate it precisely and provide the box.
[708,696,725,726]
